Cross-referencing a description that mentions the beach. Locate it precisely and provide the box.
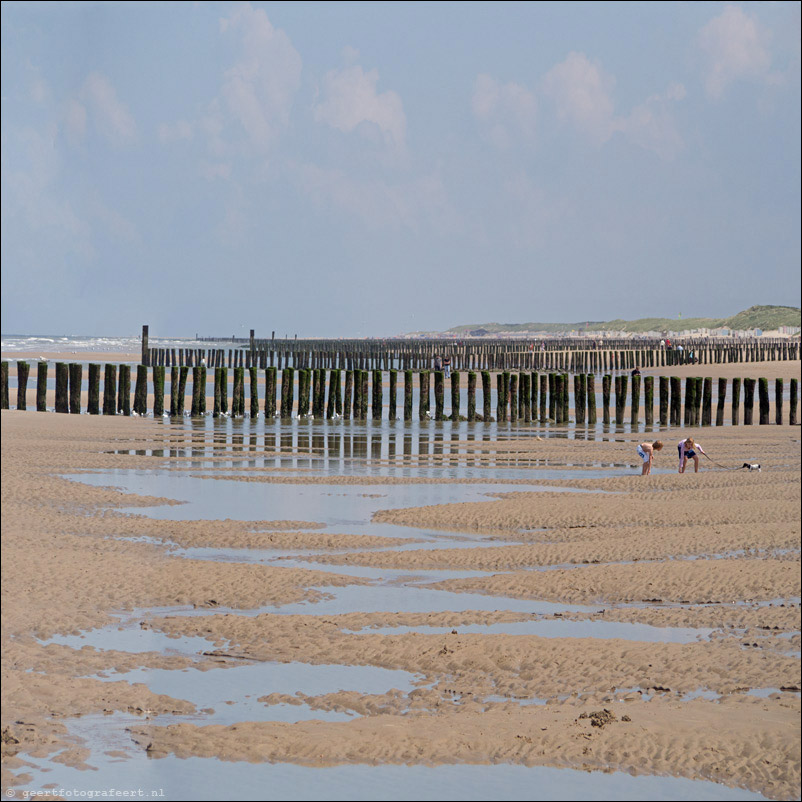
[1,376,800,801]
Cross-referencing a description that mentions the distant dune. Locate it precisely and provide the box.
[440,305,801,336]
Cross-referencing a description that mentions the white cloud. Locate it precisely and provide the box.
[219,3,302,148]
[542,52,616,144]
[698,6,772,97]
[82,72,136,143]
[472,74,537,148]
[541,52,684,158]
[314,65,406,150]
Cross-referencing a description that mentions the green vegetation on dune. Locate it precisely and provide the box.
[445,305,800,335]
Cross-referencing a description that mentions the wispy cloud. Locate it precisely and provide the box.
[541,52,684,158]
[472,74,537,149]
[314,65,406,151]
[698,6,774,97]
[218,3,302,148]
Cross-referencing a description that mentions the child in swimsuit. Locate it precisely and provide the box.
[677,437,706,473]
[637,441,663,475]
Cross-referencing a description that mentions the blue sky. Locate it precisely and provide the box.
[2,1,800,338]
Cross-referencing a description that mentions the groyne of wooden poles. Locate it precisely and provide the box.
[145,325,799,374]
[3,360,799,429]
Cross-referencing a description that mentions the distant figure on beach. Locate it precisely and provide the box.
[678,437,707,473]
[637,440,663,475]
[443,354,451,378]
[631,366,641,377]
[434,354,442,372]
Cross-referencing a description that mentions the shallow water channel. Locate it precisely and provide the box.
[17,449,775,800]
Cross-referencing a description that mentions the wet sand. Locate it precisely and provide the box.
[1,406,800,799]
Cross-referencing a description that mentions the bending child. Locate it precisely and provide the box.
[637,441,663,475]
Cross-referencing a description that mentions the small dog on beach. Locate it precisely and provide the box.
[741,463,761,472]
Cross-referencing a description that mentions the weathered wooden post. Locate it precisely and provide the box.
[36,362,51,415]
[656,376,667,426]
[0,362,8,410]
[467,371,476,421]
[482,370,492,421]
[693,377,704,426]
[326,370,337,419]
[775,379,783,425]
[601,375,611,425]
[191,367,201,416]
[629,374,640,426]
[731,378,741,425]
[298,369,310,418]
[451,371,461,421]
[86,363,100,415]
[520,372,530,422]
[419,371,430,420]
[153,366,165,417]
[353,369,363,419]
[117,365,130,415]
[716,378,727,426]
[102,364,116,415]
[170,367,179,417]
[578,374,588,425]
[701,377,712,426]
[234,367,246,416]
[508,373,518,423]
[344,370,354,419]
[587,374,597,424]
[548,373,557,421]
[286,368,296,418]
[333,369,343,416]
[434,370,445,420]
[265,367,277,418]
[790,379,798,426]
[644,376,654,427]
[389,370,398,420]
[16,361,30,410]
[403,370,413,421]
[758,378,770,425]
[141,325,149,367]
[360,370,369,419]
[538,373,547,422]
[683,377,694,426]
[615,375,627,426]
[372,370,383,419]
[250,366,259,418]
[743,378,755,425]
[133,365,147,416]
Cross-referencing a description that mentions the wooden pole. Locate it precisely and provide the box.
[716,378,726,426]
[42,362,54,412]
[134,365,148,415]
[389,369,397,420]
[170,367,179,417]
[731,378,741,426]
[191,367,201,416]
[451,371,461,421]
[743,378,755,425]
[775,379,783,425]
[587,373,597,425]
[153,366,165,417]
[298,369,310,418]
[644,376,654,427]
[482,370,492,421]
[758,378,769,425]
[102,364,116,415]
[250,366,259,418]
[467,371,476,421]
[789,379,798,426]
[372,370,383,420]
[419,371,429,420]
[602,375,611,425]
[0,362,8,410]
[16,361,30,410]
[345,370,354,420]
[629,374,640,426]
[701,377,712,426]
[141,325,149,367]
[508,373,518,423]
[615,375,627,426]
[403,370,413,421]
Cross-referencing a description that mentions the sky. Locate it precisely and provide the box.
[1,1,800,338]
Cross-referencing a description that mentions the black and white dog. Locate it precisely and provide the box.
[741,463,761,472]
